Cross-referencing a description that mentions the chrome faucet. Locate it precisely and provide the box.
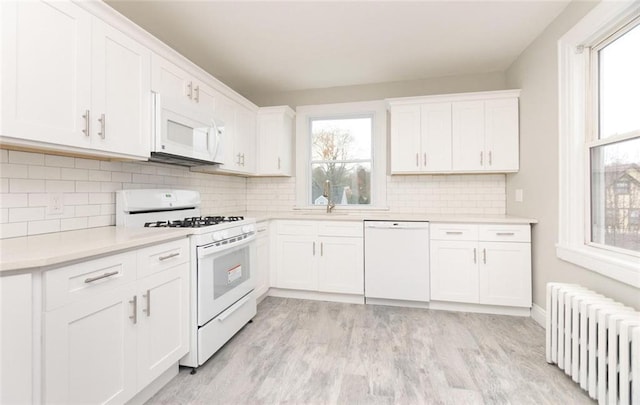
[323,180,335,213]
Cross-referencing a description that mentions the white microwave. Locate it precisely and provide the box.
[150,94,225,166]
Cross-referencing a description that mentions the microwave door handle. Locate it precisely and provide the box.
[209,120,220,159]
[153,92,161,150]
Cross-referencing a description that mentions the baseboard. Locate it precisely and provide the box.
[531,303,545,327]
[428,301,531,317]
[268,288,365,304]
[365,297,430,309]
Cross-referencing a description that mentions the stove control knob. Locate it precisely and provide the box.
[212,232,224,241]
[242,225,255,234]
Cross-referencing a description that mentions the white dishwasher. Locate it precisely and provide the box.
[364,221,430,302]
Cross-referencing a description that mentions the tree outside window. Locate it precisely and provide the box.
[310,116,372,206]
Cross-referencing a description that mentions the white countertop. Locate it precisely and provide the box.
[247,211,538,224]
[0,227,191,273]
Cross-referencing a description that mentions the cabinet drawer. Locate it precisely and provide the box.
[137,238,190,279]
[45,251,137,311]
[430,223,478,241]
[478,224,530,242]
[318,221,362,237]
[277,221,317,236]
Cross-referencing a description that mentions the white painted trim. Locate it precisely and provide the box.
[268,288,365,304]
[385,89,521,107]
[557,0,640,287]
[365,298,430,309]
[428,301,531,317]
[531,303,546,328]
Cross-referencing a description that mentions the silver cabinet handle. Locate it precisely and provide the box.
[159,252,180,261]
[257,228,267,233]
[489,151,492,166]
[423,153,427,167]
[480,151,483,166]
[241,153,245,166]
[236,153,242,165]
[82,109,90,136]
[415,153,419,167]
[129,295,137,324]
[483,248,487,264]
[98,113,106,139]
[313,241,316,256]
[187,81,193,100]
[320,242,323,256]
[496,232,515,236]
[473,248,477,264]
[84,270,119,283]
[446,231,463,235]
[143,289,151,317]
[277,157,281,170]
[194,85,200,102]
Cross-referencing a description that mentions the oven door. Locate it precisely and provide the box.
[196,237,255,326]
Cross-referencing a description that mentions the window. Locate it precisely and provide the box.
[558,2,640,287]
[310,116,372,206]
[295,101,387,210]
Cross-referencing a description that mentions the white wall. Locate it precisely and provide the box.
[505,1,639,310]
[0,149,247,238]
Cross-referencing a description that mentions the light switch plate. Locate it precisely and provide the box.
[47,193,64,214]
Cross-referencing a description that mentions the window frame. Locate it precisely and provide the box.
[295,100,388,210]
[557,1,640,287]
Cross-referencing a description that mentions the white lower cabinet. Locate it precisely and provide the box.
[274,220,363,295]
[43,238,189,404]
[430,223,531,308]
[254,221,271,298]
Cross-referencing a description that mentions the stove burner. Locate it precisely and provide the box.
[144,216,245,228]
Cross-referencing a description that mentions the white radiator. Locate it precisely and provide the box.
[546,283,640,404]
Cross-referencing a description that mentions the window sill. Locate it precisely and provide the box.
[556,243,640,288]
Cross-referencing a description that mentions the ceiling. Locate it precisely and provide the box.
[106,0,571,100]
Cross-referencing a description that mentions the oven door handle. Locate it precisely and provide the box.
[198,235,255,259]
[217,294,252,322]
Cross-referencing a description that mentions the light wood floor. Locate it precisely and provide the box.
[147,297,593,405]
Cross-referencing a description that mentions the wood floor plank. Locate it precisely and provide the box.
[146,297,594,405]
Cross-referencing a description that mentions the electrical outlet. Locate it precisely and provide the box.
[515,189,524,203]
[48,193,64,215]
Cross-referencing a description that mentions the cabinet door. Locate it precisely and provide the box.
[257,113,282,174]
[421,103,452,171]
[45,284,137,405]
[479,242,531,307]
[255,224,271,298]
[275,235,317,290]
[318,236,363,294]
[1,273,32,404]
[429,240,479,303]
[1,0,91,147]
[151,55,191,114]
[92,19,151,158]
[484,98,519,171]
[452,101,485,171]
[389,105,422,173]
[236,105,257,173]
[137,264,189,387]
[215,94,239,171]
[193,81,217,123]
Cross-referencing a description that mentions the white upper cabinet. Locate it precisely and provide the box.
[91,19,151,158]
[151,54,216,123]
[388,90,520,174]
[1,0,91,148]
[256,106,295,176]
[0,0,151,159]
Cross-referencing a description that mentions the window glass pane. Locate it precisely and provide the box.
[311,162,371,205]
[598,23,640,139]
[590,137,640,251]
[311,117,372,161]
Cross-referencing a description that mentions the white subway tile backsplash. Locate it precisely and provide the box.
[88,169,112,181]
[88,192,113,204]
[28,165,60,180]
[1,222,27,238]
[74,158,100,170]
[1,193,28,208]
[63,193,89,205]
[0,209,8,224]
[111,172,132,182]
[88,215,112,228]
[28,219,60,235]
[0,150,8,163]
[75,204,101,217]
[28,193,49,207]
[99,161,122,172]
[76,181,102,192]
[9,151,44,165]
[60,168,89,181]
[60,217,88,232]
[45,180,75,192]
[0,179,8,193]
[1,163,29,178]
[44,154,74,168]
[9,207,45,222]
[10,178,45,193]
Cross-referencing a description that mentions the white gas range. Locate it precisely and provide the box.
[116,189,257,372]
